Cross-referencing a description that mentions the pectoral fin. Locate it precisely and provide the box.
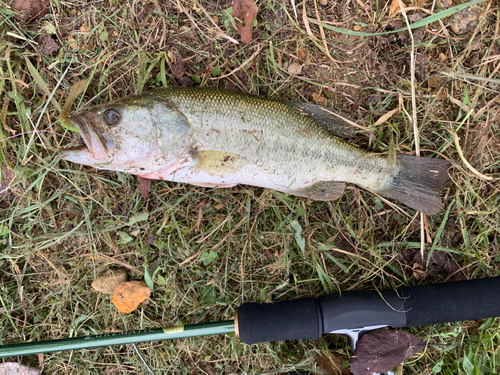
[288,181,346,201]
[194,151,245,175]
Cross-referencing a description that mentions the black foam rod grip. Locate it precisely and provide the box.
[399,276,500,328]
[237,297,322,345]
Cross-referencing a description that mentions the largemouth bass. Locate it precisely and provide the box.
[59,87,451,215]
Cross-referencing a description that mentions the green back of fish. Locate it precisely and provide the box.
[152,87,371,168]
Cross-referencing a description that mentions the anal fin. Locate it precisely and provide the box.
[288,181,346,201]
[189,181,237,188]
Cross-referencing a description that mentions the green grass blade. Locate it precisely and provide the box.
[308,0,488,36]
[24,57,62,112]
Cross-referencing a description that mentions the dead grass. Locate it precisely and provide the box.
[0,0,499,374]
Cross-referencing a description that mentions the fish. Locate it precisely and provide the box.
[59,87,451,215]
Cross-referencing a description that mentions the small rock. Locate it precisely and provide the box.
[442,0,453,9]
[287,62,302,75]
[91,269,128,295]
[145,233,159,245]
[0,362,40,374]
[409,12,424,22]
[111,281,151,313]
[450,5,482,35]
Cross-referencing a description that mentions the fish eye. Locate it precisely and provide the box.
[103,109,121,126]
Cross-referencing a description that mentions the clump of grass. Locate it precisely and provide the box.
[0,0,499,374]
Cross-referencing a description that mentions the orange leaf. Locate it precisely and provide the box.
[111,281,151,313]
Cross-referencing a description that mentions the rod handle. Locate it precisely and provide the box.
[236,277,500,344]
[237,297,322,345]
[399,276,500,327]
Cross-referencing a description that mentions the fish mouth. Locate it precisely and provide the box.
[59,114,107,162]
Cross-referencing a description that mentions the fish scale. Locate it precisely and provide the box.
[156,88,390,189]
[60,87,451,214]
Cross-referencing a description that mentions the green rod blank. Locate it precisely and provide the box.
[0,321,235,358]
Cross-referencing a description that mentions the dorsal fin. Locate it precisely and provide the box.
[284,101,354,139]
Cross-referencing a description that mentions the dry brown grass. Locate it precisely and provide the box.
[0,0,499,373]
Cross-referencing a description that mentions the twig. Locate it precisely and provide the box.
[152,0,167,48]
[194,0,239,44]
[302,1,319,41]
[213,46,261,80]
[447,128,494,181]
[313,0,337,65]
[425,29,467,41]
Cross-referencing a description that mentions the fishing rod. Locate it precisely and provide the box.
[0,276,499,357]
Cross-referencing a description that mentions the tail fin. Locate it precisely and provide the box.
[378,154,452,215]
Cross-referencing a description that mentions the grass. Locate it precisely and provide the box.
[1,0,500,374]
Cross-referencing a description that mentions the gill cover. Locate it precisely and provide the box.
[59,93,193,175]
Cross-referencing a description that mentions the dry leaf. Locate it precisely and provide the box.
[171,50,193,87]
[374,107,399,126]
[111,281,151,313]
[11,0,49,22]
[297,49,307,60]
[389,0,406,17]
[91,269,128,295]
[442,0,453,8]
[350,330,425,375]
[0,362,41,375]
[428,76,442,89]
[411,0,426,7]
[37,34,59,55]
[311,92,326,105]
[138,176,152,198]
[403,248,467,282]
[232,0,258,44]
[415,54,429,80]
[0,167,15,200]
[145,233,159,245]
[0,166,23,209]
[353,25,362,31]
[67,36,77,49]
[316,352,350,375]
[412,262,426,280]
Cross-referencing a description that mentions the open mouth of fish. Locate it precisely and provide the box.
[59,115,107,161]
